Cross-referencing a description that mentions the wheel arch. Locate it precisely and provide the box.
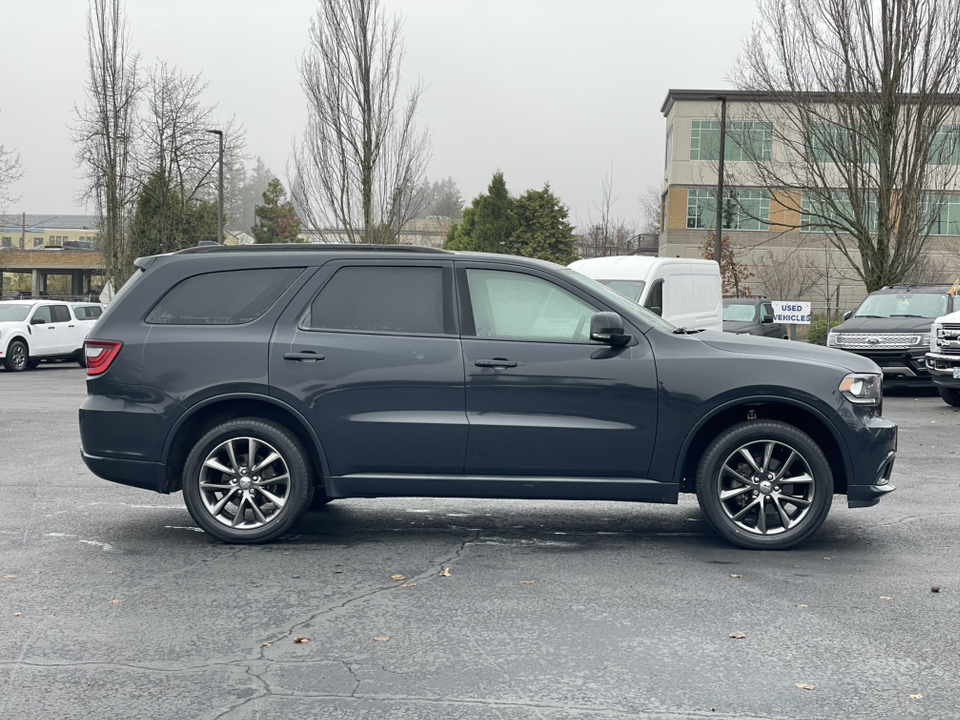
[162,394,329,494]
[676,397,849,495]
[5,333,30,353]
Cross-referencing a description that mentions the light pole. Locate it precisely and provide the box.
[711,95,728,265]
[205,129,224,245]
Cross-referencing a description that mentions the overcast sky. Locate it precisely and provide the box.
[0,0,758,229]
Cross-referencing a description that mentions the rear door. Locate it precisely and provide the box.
[51,304,80,352]
[269,259,467,487]
[457,260,659,489]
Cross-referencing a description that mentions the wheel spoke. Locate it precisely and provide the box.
[782,472,814,485]
[203,457,234,476]
[254,473,289,487]
[719,485,753,501]
[251,451,281,474]
[225,441,241,474]
[773,450,797,481]
[254,486,286,508]
[738,447,762,475]
[210,488,238,516]
[200,482,234,491]
[249,497,268,524]
[232,494,248,527]
[247,438,259,470]
[722,464,755,486]
[760,442,775,475]
[776,493,812,507]
[755,496,767,534]
[731,496,761,522]
[771,495,794,530]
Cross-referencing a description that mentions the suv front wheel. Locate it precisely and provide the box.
[695,420,833,550]
[182,418,313,543]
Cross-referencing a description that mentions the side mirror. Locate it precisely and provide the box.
[30,317,45,325]
[761,315,773,324]
[590,311,631,346]
[648,306,662,317]
[843,310,853,320]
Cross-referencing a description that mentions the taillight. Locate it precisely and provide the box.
[85,340,123,376]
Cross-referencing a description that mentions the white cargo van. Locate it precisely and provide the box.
[568,256,723,331]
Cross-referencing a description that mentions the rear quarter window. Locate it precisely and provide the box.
[146,268,303,325]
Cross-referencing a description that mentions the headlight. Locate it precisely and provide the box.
[917,332,931,348]
[827,331,841,346]
[932,324,943,350]
[839,373,882,405]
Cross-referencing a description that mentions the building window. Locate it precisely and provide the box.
[690,120,773,162]
[665,126,674,168]
[802,193,878,233]
[922,195,960,235]
[686,188,769,230]
[33,237,44,248]
[931,126,960,166]
[1,237,10,248]
[807,123,878,164]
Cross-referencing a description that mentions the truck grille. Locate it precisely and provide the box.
[834,333,923,350]
[936,324,960,355]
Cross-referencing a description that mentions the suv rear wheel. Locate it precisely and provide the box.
[696,420,833,550]
[182,418,313,543]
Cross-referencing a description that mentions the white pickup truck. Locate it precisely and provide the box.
[0,299,105,372]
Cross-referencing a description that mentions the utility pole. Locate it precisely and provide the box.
[205,129,224,244]
[713,96,728,265]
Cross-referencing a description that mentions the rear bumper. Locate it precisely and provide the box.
[80,448,167,493]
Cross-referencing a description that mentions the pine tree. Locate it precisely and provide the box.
[509,184,579,265]
[444,171,517,253]
[254,178,302,243]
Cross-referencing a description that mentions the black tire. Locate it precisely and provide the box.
[3,340,28,372]
[937,386,960,407]
[181,418,314,544]
[76,351,87,368]
[696,419,833,550]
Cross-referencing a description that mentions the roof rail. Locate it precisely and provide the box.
[179,243,450,255]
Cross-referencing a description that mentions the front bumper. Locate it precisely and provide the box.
[831,347,931,385]
[924,352,960,388]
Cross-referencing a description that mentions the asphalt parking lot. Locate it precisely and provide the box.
[2,365,959,720]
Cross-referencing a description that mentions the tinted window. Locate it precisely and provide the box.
[305,266,444,335]
[761,303,775,321]
[32,305,53,323]
[74,305,103,319]
[466,269,596,342]
[51,305,71,323]
[146,268,303,325]
[644,280,663,312]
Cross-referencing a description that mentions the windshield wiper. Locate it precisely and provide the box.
[889,314,925,318]
[856,314,883,318]
[672,326,705,335]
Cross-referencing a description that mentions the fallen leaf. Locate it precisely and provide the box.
[796,683,816,691]
[730,574,743,579]
[374,636,390,642]
[283,552,292,556]
[14,612,23,617]
[521,580,536,585]
[109,599,124,604]
[880,596,893,600]
[4,575,17,580]
[261,642,273,647]
[439,567,452,577]
[797,604,809,608]
[34,571,42,575]
[293,637,309,644]
[400,582,416,588]
[793,565,800,568]
[729,631,746,639]
[909,694,923,700]
[391,574,406,582]
[824,557,832,561]
[931,586,941,593]
[106,571,115,574]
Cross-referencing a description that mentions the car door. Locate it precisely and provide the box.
[50,304,79,352]
[27,304,60,355]
[760,302,783,338]
[269,260,468,490]
[457,261,659,490]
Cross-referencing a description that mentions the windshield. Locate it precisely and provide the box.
[723,303,758,322]
[0,304,31,322]
[597,279,645,303]
[564,269,676,332]
[854,292,947,319]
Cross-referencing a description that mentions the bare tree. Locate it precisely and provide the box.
[637,186,662,235]
[700,232,754,296]
[752,249,819,300]
[576,173,637,258]
[74,0,141,287]
[731,0,960,292]
[293,0,430,242]
[0,111,23,213]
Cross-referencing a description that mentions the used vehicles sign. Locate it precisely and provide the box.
[772,301,812,324]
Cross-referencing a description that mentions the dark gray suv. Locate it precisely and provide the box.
[79,245,897,550]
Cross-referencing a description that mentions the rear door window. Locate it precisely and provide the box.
[51,305,71,323]
[303,266,447,335]
[146,268,303,325]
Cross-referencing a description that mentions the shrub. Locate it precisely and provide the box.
[806,313,844,345]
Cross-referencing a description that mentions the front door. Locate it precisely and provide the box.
[269,261,467,490]
[27,304,60,355]
[457,262,659,486]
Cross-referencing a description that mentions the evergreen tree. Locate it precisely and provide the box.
[254,178,302,243]
[509,184,579,265]
[130,172,219,256]
[443,171,517,253]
